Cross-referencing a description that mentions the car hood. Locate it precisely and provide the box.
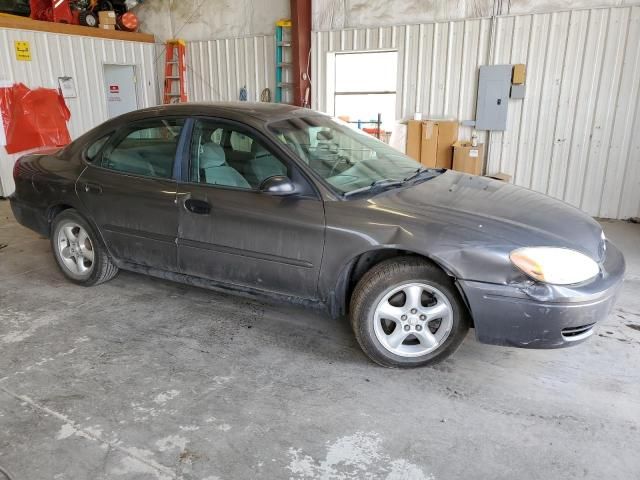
[371,170,604,260]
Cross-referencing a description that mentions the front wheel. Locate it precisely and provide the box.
[350,257,470,368]
[51,209,118,286]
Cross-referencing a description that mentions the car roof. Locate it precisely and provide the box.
[74,101,330,156]
[123,102,321,124]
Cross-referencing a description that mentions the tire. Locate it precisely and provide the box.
[350,257,470,368]
[79,11,98,27]
[51,209,118,286]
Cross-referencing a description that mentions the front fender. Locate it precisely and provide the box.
[318,200,528,316]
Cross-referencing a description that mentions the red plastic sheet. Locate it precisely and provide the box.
[0,83,71,154]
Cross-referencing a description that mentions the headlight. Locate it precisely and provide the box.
[509,247,599,285]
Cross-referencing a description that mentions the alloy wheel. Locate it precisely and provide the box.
[373,282,453,357]
[56,221,95,278]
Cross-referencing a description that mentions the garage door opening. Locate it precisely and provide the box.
[332,51,398,139]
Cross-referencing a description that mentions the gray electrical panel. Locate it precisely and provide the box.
[475,65,512,131]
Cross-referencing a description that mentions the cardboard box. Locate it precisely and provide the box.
[452,141,484,175]
[406,120,423,161]
[405,119,458,168]
[99,24,115,30]
[99,10,117,25]
[512,63,526,84]
[420,120,458,169]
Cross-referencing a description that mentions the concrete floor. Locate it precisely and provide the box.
[0,199,639,480]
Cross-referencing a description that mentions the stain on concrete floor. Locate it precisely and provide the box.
[0,199,639,479]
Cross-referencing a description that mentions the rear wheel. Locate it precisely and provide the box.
[350,257,469,368]
[51,209,118,286]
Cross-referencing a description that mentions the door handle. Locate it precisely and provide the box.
[83,182,102,194]
[184,198,211,215]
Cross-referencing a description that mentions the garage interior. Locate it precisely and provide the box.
[1,0,640,479]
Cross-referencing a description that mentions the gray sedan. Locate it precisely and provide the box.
[9,103,625,367]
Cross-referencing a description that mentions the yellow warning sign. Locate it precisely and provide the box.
[15,41,31,61]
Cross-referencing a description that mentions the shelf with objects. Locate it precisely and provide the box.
[0,0,153,43]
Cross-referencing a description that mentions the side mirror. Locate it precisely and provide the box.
[259,175,296,196]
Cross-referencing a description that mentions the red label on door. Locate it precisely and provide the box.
[109,85,120,93]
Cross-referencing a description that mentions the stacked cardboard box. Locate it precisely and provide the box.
[99,11,116,30]
[452,141,485,176]
[405,119,458,169]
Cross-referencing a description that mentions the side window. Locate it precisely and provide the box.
[85,135,110,162]
[101,119,184,179]
[190,120,288,190]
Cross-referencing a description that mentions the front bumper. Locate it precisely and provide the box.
[459,241,625,349]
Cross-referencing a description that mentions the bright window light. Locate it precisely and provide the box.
[333,51,398,131]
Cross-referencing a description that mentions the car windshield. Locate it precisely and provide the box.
[267,115,428,195]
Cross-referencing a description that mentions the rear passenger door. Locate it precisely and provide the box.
[176,118,326,299]
[77,118,186,270]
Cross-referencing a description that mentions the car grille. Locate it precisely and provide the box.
[561,323,595,341]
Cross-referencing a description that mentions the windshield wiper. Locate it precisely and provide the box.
[343,179,404,197]
[403,167,430,183]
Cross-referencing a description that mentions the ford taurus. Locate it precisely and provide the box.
[9,103,625,367]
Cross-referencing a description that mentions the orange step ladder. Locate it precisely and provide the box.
[163,39,187,104]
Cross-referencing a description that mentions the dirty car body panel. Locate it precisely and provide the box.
[9,103,625,351]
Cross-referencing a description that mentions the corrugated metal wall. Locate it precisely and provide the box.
[0,28,158,197]
[312,5,640,219]
[186,35,275,103]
